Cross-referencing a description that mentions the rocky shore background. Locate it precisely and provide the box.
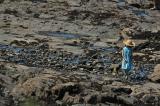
[0,0,160,106]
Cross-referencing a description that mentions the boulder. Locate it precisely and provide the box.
[62,92,82,104]
[11,74,56,100]
[148,64,160,82]
[84,93,98,104]
[126,0,153,8]
[52,82,82,100]
[141,94,158,104]
[117,95,137,105]
[154,0,160,9]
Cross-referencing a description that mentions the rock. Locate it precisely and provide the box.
[148,64,160,82]
[103,77,121,85]
[91,81,102,91]
[0,96,14,106]
[33,13,40,18]
[154,0,160,9]
[117,95,137,105]
[62,92,81,104]
[126,0,153,9]
[0,63,5,70]
[37,43,49,50]
[111,87,132,95]
[30,0,47,3]
[141,94,158,104]
[19,25,28,29]
[4,9,18,16]
[0,0,4,3]
[84,93,98,104]
[10,40,28,46]
[100,93,117,104]
[52,82,82,100]
[120,28,134,37]
[34,38,49,43]
[11,73,56,99]
[56,100,63,105]
[64,40,79,46]
[66,0,81,6]
[95,36,101,41]
[93,42,107,47]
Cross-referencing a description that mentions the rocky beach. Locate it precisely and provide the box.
[0,0,160,106]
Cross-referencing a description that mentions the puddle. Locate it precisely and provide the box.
[37,31,81,39]
[117,2,126,8]
[132,10,148,17]
[90,46,117,53]
[0,44,24,53]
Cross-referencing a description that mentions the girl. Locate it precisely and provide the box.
[122,39,135,79]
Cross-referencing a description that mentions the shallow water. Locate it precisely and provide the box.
[37,31,82,39]
[132,9,149,17]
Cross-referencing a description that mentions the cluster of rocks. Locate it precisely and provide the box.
[0,41,119,74]
[0,61,159,106]
[0,38,158,106]
[0,0,159,38]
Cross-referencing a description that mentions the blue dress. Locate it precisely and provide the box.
[121,46,133,71]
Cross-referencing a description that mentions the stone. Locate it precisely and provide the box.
[11,73,56,99]
[154,0,160,9]
[56,100,63,105]
[111,87,132,94]
[4,9,18,16]
[37,43,49,50]
[0,0,4,3]
[117,95,137,105]
[52,82,82,100]
[84,93,98,104]
[62,92,81,104]
[148,64,160,82]
[141,94,158,104]
[10,40,29,46]
[33,13,40,18]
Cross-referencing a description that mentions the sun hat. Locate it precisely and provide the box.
[123,39,135,47]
